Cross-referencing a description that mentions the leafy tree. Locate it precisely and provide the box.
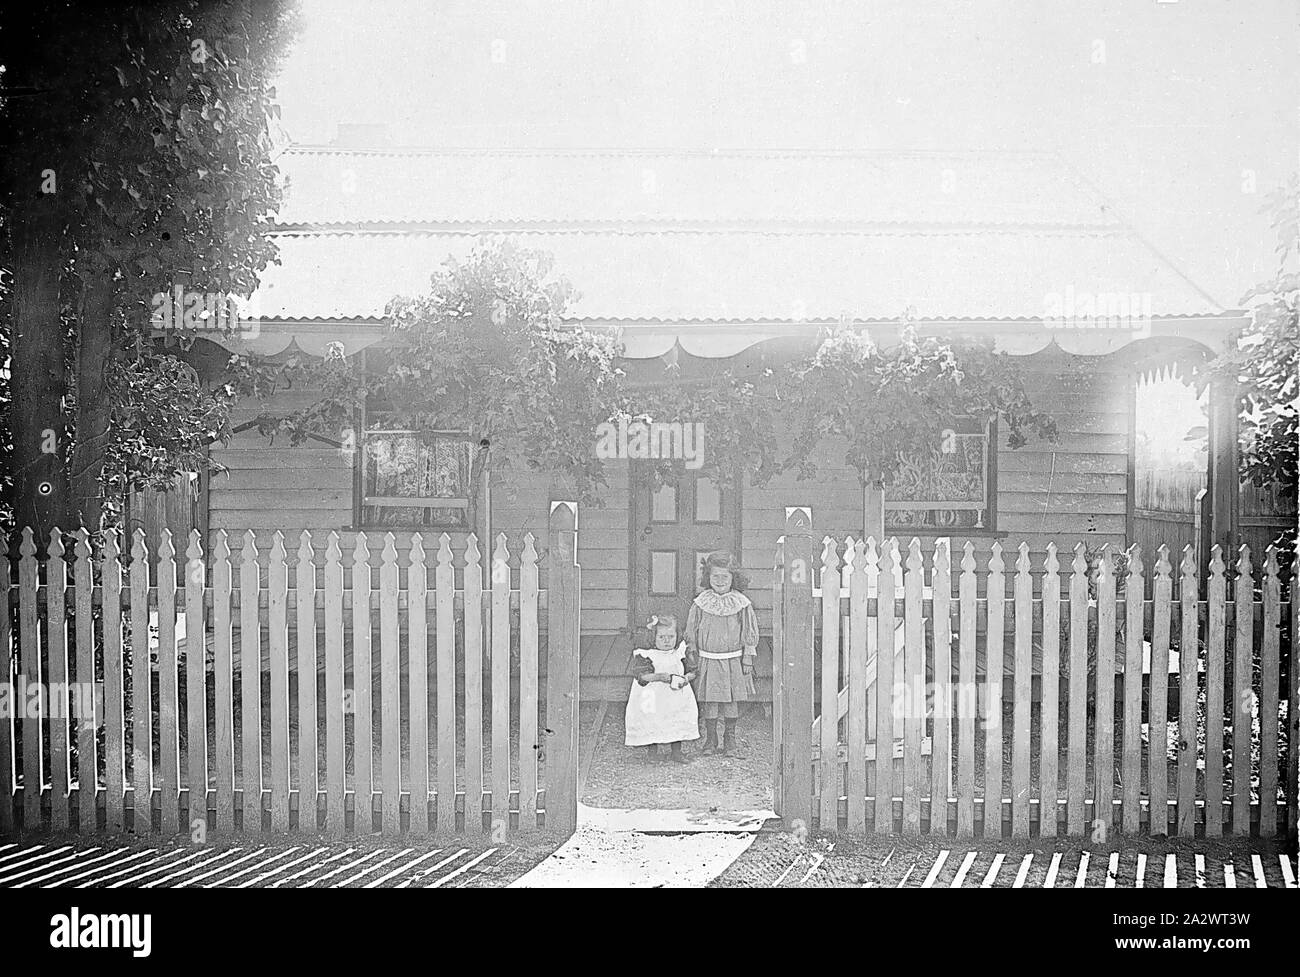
[777,320,1058,534]
[1195,176,1299,502]
[1,0,300,538]
[634,369,783,490]
[257,241,628,504]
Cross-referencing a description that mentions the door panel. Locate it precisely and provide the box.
[630,466,739,631]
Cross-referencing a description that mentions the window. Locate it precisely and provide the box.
[355,351,481,528]
[885,419,995,531]
[360,430,477,528]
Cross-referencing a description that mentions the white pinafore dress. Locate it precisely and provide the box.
[624,643,701,746]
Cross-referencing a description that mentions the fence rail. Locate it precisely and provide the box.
[773,510,1299,839]
[0,503,581,840]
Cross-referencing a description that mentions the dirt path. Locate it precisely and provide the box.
[580,702,773,811]
[509,809,761,887]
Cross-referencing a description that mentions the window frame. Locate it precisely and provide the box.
[884,417,999,534]
[351,373,481,530]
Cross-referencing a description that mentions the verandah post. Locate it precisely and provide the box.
[545,501,580,836]
[863,478,884,546]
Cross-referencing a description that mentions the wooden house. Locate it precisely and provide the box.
[178,140,1249,700]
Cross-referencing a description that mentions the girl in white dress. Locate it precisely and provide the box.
[625,615,699,763]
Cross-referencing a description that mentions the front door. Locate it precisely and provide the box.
[629,465,740,635]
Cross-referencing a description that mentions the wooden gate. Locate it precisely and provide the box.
[0,502,581,841]
[772,509,1298,839]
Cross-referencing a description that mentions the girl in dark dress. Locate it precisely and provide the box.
[686,552,759,756]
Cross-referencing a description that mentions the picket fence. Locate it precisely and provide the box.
[772,510,1299,839]
[0,502,581,840]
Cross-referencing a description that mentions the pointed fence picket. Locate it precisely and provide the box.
[0,505,579,840]
[772,511,1297,839]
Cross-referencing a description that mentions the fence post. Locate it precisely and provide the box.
[75,530,96,834]
[0,532,12,837]
[817,537,840,832]
[185,531,208,834]
[779,508,814,831]
[18,529,40,833]
[1288,543,1299,846]
[47,530,71,832]
[545,501,580,836]
[102,530,127,833]
[1259,547,1280,837]
[847,538,869,834]
[771,536,785,817]
[1231,546,1253,836]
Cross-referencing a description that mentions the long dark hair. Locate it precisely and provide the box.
[698,550,749,593]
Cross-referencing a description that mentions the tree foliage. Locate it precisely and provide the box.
[254,241,628,502]
[782,320,1059,485]
[0,0,300,536]
[1195,176,1299,498]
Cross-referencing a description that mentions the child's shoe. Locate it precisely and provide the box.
[668,743,691,764]
[701,725,719,755]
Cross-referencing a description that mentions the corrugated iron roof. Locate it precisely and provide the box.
[252,146,1223,323]
[276,146,1124,227]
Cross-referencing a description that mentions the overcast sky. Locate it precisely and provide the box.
[274,0,1299,312]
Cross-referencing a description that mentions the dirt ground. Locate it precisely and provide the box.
[710,829,1299,888]
[580,701,774,812]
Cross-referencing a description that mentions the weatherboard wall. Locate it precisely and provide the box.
[209,354,1134,636]
[207,385,631,634]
